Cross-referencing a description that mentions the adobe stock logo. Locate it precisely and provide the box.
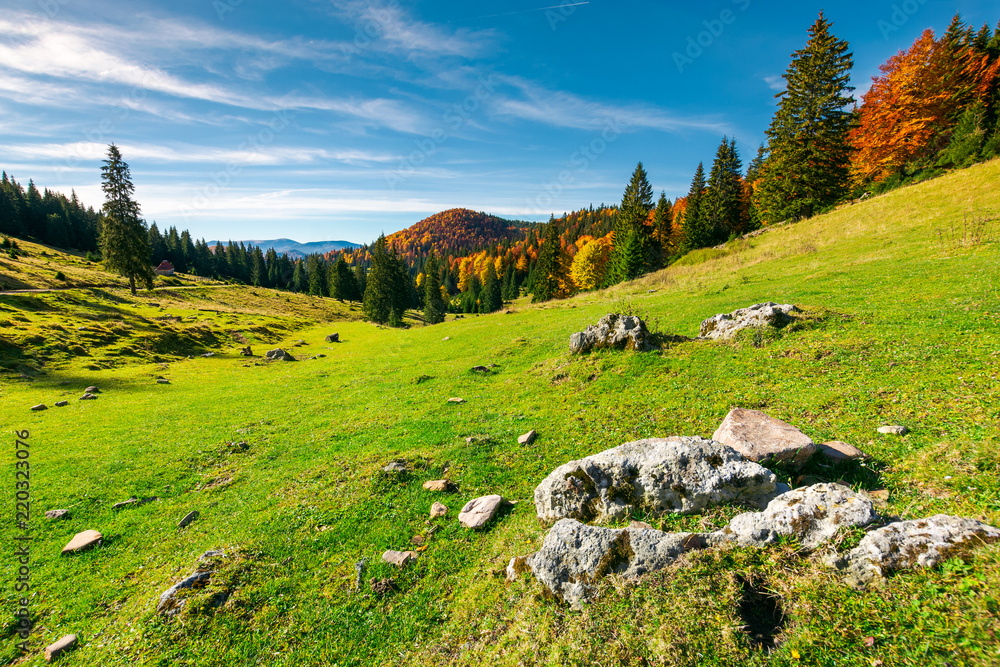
[672,0,751,74]
[876,0,928,40]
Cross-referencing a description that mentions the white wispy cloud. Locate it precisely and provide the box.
[490,76,730,135]
[764,75,785,92]
[0,141,401,167]
[334,1,497,59]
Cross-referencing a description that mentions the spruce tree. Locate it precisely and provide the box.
[755,12,854,222]
[531,217,562,303]
[702,137,746,243]
[744,144,767,232]
[422,252,447,323]
[653,191,673,256]
[353,264,367,298]
[99,144,153,295]
[292,259,306,292]
[480,264,502,313]
[607,162,654,284]
[307,254,326,296]
[680,162,708,252]
[363,235,402,324]
[332,255,358,301]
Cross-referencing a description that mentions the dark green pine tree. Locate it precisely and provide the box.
[307,254,326,296]
[332,254,358,301]
[292,259,306,293]
[680,162,709,252]
[353,264,367,298]
[363,235,401,324]
[501,262,516,301]
[422,251,447,324]
[702,137,746,243]
[607,162,654,284]
[250,246,267,286]
[653,191,673,259]
[480,263,502,313]
[148,222,167,263]
[99,144,153,295]
[744,144,767,232]
[755,12,854,223]
[531,216,562,303]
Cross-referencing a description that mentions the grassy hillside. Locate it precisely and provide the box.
[1,160,999,667]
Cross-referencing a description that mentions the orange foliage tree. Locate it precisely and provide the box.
[849,29,953,184]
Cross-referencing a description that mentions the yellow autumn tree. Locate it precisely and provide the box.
[570,235,612,290]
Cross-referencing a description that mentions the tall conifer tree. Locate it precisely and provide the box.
[702,137,746,242]
[680,162,708,252]
[755,12,855,222]
[99,144,153,295]
[422,251,446,323]
[607,162,654,284]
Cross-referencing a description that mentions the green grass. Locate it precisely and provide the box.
[1,159,999,666]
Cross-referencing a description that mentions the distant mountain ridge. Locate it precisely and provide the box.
[209,238,360,258]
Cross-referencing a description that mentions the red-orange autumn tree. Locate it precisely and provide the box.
[849,29,952,184]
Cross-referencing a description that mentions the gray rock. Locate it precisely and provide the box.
[54,401,69,407]
[527,519,716,607]
[518,430,537,445]
[459,494,504,529]
[31,404,47,411]
[533,436,784,525]
[80,393,97,400]
[448,397,465,404]
[569,313,653,354]
[61,530,102,554]
[200,352,214,357]
[111,496,140,509]
[265,348,294,361]
[157,551,228,617]
[354,557,367,590]
[430,501,448,518]
[156,571,212,617]
[382,460,408,474]
[157,379,170,384]
[699,302,798,340]
[325,333,340,343]
[382,550,419,567]
[712,408,818,469]
[46,509,70,520]
[84,385,100,394]
[178,511,200,528]
[722,483,879,550]
[471,365,490,373]
[830,515,1000,588]
[818,441,867,463]
[877,425,908,436]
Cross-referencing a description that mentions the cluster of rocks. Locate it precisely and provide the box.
[377,444,530,579]
[30,386,102,411]
[569,302,801,355]
[512,409,999,608]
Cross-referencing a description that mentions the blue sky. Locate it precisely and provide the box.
[0,0,995,244]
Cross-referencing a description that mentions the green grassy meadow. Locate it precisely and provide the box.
[2,160,1000,666]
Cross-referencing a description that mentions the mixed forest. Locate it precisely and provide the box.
[2,13,998,321]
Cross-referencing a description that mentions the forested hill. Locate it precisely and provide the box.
[382,208,536,266]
